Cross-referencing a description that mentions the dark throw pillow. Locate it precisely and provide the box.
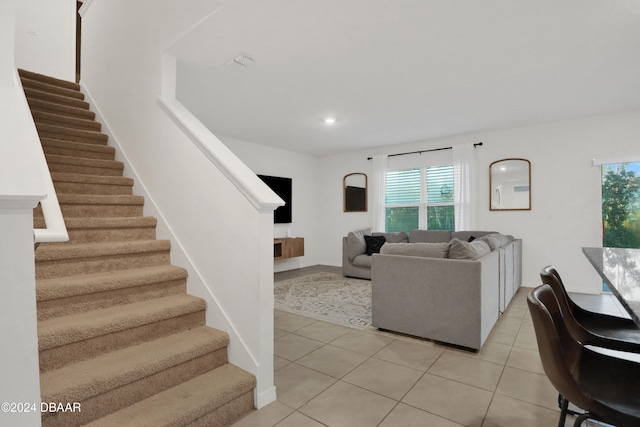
[364,235,386,256]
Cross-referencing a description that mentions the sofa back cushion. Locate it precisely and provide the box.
[380,242,449,258]
[373,231,408,243]
[451,231,497,242]
[477,233,511,250]
[448,238,491,260]
[408,230,452,243]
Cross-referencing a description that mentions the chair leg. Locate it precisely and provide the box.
[558,395,569,427]
[573,413,592,427]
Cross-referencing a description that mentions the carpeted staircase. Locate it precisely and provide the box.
[20,69,256,427]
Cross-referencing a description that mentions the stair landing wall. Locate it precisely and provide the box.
[80,0,279,407]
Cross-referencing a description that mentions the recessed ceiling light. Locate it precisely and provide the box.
[323,117,336,125]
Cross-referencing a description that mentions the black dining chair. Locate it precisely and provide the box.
[527,284,640,427]
[540,265,640,353]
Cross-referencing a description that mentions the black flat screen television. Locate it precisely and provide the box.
[258,174,292,224]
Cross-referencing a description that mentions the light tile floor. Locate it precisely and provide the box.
[231,266,626,427]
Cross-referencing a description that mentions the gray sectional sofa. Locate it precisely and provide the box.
[342,229,522,350]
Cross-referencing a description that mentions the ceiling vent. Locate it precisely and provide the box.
[226,53,255,67]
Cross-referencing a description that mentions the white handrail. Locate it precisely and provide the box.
[33,177,69,243]
[13,69,69,244]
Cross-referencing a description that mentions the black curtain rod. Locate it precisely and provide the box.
[367,142,483,160]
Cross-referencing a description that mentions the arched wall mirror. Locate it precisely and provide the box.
[344,173,368,212]
[490,158,531,211]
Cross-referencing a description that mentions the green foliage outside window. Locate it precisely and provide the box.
[602,163,640,248]
[427,206,455,230]
[385,207,419,232]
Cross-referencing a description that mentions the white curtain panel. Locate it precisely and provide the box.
[453,143,475,231]
[371,154,388,232]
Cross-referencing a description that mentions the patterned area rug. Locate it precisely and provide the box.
[274,272,372,329]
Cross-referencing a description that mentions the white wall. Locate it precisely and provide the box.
[14,0,76,81]
[80,0,279,407]
[317,109,640,294]
[220,136,321,272]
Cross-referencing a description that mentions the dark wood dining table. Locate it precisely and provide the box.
[583,247,640,328]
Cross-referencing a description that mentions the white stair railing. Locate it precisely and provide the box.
[33,176,69,244]
[13,69,69,245]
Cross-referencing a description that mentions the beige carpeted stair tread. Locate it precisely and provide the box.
[32,109,101,131]
[36,122,108,144]
[56,193,143,207]
[38,293,206,351]
[42,138,116,159]
[37,265,187,302]
[35,239,170,262]
[45,153,124,172]
[24,87,90,110]
[41,326,229,402]
[61,216,156,230]
[84,364,255,427]
[35,240,171,279]
[40,216,157,245]
[51,172,132,186]
[20,77,84,101]
[19,68,81,91]
[26,97,96,120]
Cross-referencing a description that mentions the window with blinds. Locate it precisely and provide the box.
[384,165,454,232]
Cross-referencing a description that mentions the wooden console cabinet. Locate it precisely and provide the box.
[274,237,304,260]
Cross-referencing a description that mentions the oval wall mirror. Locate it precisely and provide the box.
[344,173,367,212]
[490,158,531,211]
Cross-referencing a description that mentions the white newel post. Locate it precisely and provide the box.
[0,202,43,427]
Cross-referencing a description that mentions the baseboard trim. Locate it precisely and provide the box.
[255,385,277,409]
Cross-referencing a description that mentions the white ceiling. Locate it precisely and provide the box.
[169,0,640,157]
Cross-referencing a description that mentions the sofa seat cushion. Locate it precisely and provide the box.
[380,242,449,258]
[448,238,491,260]
[352,254,373,268]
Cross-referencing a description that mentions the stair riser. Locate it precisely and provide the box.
[35,117,101,132]
[22,79,84,100]
[28,99,95,121]
[42,349,227,427]
[38,278,186,321]
[189,391,256,427]
[44,145,115,161]
[36,250,170,280]
[40,310,206,372]
[25,89,90,110]
[47,163,123,177]
[37,130,108,146]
